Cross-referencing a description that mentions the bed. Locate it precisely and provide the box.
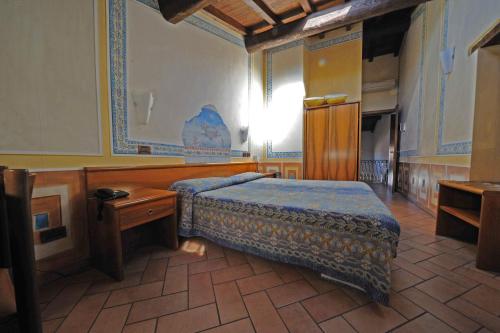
[170,172,400,304]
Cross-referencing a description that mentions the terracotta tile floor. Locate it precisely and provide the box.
[39,185,500,332]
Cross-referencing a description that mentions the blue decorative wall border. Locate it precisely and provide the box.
[306,31,362,51]
[265,31,362,159]
[109,0,249,156]
[399,4,425,158]
[437,0,471,155]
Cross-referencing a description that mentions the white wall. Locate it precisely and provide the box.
[362,54,399,113]
[0,0,101,155]
[373,115,390,160]
[361,114,390,160]
[361,131,374,160]
[264,42,305,156]
[126,0,250,153]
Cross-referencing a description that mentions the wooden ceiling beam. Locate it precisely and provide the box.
[297,0,314,14]
[158,0,215,24]
[245,0,430,52]
[242,0,281,25]
[203,5,249,35]
[249,7,307,35]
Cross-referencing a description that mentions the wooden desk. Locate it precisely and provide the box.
[88,187,178,280]
[436,180,500,271]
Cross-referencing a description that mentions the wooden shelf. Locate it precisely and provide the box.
[440,205,481,228]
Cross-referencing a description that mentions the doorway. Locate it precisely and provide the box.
[360,111,399,192]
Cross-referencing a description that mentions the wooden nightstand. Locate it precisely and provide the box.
[262,172,280,178]
[87,187,178,280]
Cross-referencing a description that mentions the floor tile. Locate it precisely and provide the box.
[278,303,322,333]
[448,297,500,332]
[42,282,90,320]
[302,289,358,322]
[237,271,283,295]
[341,286,370,306]
[211,264,254,284]
[214,281,247,324]
[319,316,357,333]
[343,303,406,333]
[105,281,163,307]
[393,257,436,280]
[401,288,480,332]
[86,272,142,295]
[243,291,288,333]
[206,242,225,260]
[454,266,500,291]
[42,318,64,333]
[127,291,188,323]
[141,258,168,284]
[301,271,338,293]
[392,313,455,333]
[189,258,228,275]
[124,253,150,274]
[246,255,273,274]
[388,291,424,320]
[416,261,478,289]
[224,249,248,266]
[90,303,131,333]
[410,234,441,245]
[267,280,317,308]
[156,303,219,333]
[189,272,215,308]
[398,248,435,263]
[168,252,207,266]
[122,319,157,333]
[39,280,68,304]
[428,253,470,270]
[462,285,500,316]
[163,264,188,295]
[415,276,467,302]
[391,269,423,292]
[203,318,255,333]
[57,292,108,333]
[271,263,302,283]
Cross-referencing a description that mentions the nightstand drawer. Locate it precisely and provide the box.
[119,198,175,230]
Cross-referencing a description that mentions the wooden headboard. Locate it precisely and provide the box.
[85,162,258,194]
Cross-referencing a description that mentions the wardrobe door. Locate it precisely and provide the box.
[328,103,359,180]
[304,107,330,180]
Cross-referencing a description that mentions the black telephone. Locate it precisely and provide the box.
[95,188,129,201]
[95,188,129,221]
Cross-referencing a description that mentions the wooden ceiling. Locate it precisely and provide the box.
[158,0,431,53]
[205,0,345,35]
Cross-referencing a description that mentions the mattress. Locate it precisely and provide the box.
[170,172,400,304]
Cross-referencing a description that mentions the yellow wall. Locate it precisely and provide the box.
[304,24,362,102]
[0,0,249,170]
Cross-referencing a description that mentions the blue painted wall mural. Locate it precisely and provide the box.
[182,105,231,163]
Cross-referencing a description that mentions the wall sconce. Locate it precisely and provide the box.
[400,122,406,133]
[239,126,249,143]
[132,91,155,125]
[440,47,455,75]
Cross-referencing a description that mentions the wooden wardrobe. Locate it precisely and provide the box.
[304,102,361,181]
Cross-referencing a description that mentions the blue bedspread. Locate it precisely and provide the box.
[170,172,400,304]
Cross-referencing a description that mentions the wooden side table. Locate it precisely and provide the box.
[436,180,500,271]
[87,187,178,280]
